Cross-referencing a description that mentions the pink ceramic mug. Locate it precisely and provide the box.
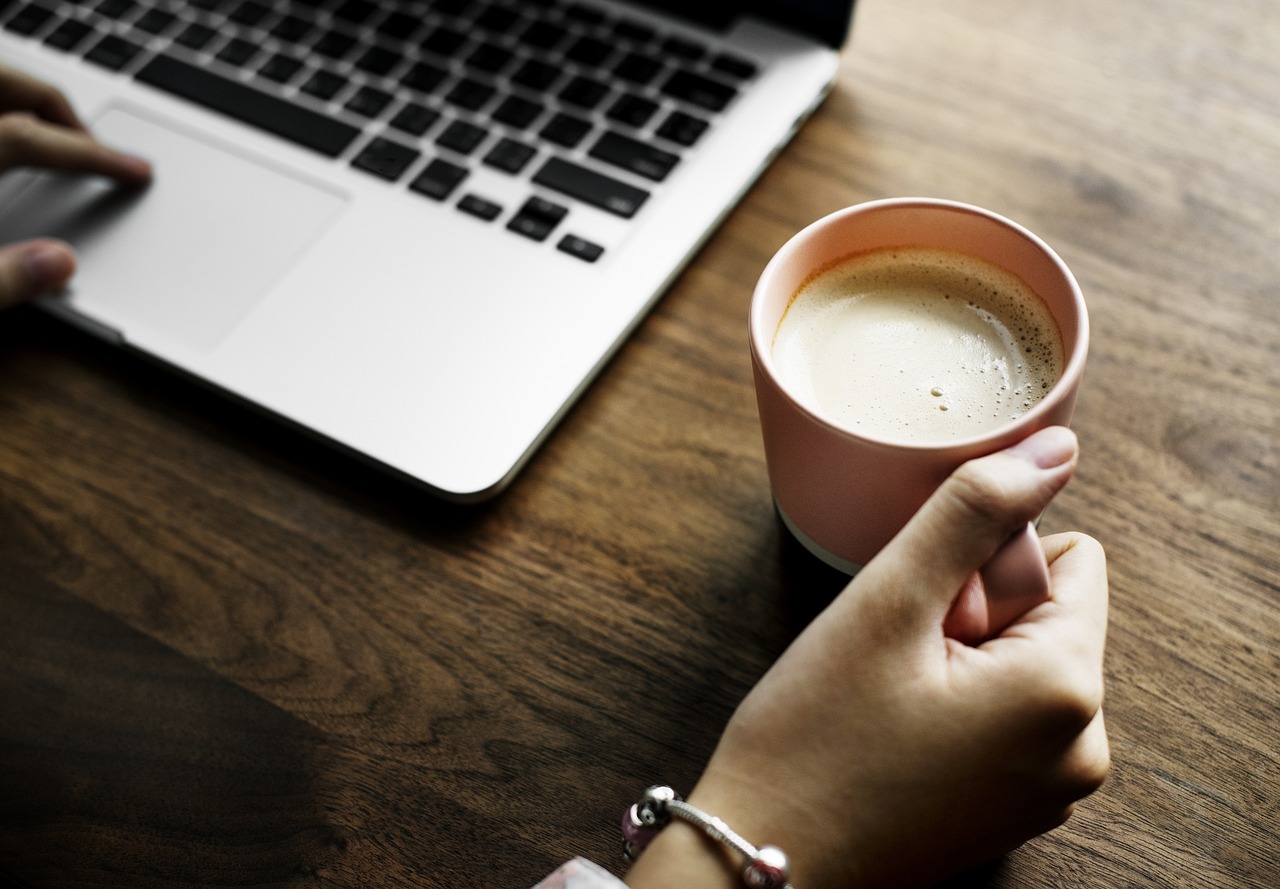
[750,198,1089,634]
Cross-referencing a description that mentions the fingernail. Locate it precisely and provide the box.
[23,243,75,291]
[1008,426,1078,469]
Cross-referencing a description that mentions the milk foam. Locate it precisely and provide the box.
[772,247,1064,442]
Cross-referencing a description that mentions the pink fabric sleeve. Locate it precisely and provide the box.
[531,858,628,889]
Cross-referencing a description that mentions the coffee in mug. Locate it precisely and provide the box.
[749,199,1089,637]
[771,246,1065,444]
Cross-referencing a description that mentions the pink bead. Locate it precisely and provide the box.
[621,806,658,849]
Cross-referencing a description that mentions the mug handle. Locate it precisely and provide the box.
[979,522,1051,636]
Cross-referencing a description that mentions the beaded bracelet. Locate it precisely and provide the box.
[621,785,794,889]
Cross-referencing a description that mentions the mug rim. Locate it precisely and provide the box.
[750,197,1090,453]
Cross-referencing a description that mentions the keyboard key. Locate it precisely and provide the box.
[410,158,467,200]
[356,46,400,76]
[655,110,708,147]
[5,4,56,36]
[458,193,502,221]
[511,58,559,91]
[403,60,448,94]
[475,4,520,34]
[613,19,654,44]
[562,3,605,27]
[271,14,311,43]
[589,131,678,181]
[314,29,356,60]
[84,34,143,70]
[507,196,567,242]
[258,53,304,84]
[135,9,177,34]
[540,112,591,149]
[94,0,134,20]
[483,137,536,174]
[711,53,758,80]
[445,77,495,112]
[492,94,543,129]
[436,119,488,155]
[379,11,419,42]
[389,101,440,136]
[217,38,258,67]
[557,234,604,263]
[228,1,269,27]
[532,157,648,218]
[565,35,611,67]
[135,55,361,157]
[43,17,93,51]
[175,22,217,50]
[661,35,705,61]
[300,69,346,101]
[422,25,466,58]
[519,19,565,50]
[467,41,513,74]
[614,51,664,86]
[662,69,736,112]
[606,93,658,128]
[559,75,609,110]
[345,85,393,118]
[334,0,377,24]
[351,137,419,181]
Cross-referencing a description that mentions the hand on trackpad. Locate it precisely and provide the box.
[0,104,347,351]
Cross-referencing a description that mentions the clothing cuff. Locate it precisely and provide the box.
[532,857,628,889]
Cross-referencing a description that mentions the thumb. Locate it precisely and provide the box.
[855,426,1079,632]
[0,239,76,310]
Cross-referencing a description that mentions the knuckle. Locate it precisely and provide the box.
[946,457,1021,524]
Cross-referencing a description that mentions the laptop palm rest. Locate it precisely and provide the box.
[0,104,347,352]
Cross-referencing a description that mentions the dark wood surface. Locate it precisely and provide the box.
[2,0,1277,886]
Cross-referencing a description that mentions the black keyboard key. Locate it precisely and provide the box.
[389,101,440,136]
[467,41,513,74]
[403,60,448,94]
[135,55,361,157]
[436,119,487,155]
[614,19,654,44]
[655,110,708,147]
[43,17,92,50]
[314,29,356,60]
[614,51,663,86]
[557,233,603,263]
[532,157,648,218]
[175,22,217,50]
[559,75,609,110]
[511,58,559,91]
[483,137,536,174]
[228,1,269,27]
[445,77,495,112]
[562,3,605,27]
[300,68,346,100]
[355,45,400,76]
[351,137,419,181]
[662,69,736,112]
[135,9,176,34]
[345,85,393,118]
[589,130,678,181]
[712,53,758,80]
[492,94,543,129]
[474,4,519,34]
[565,35,611,67]
[410,158,467,200]
[458,193,502,221]
[271,14,311,43]
[606,93,658,128]
[379,11,419,42]
[507,196,566,241]
[5,3,55,35]
[539,112,591,149]
[422,25,466,58]
[519,19,565,50]
[258,52,304,84]
[334,0,376,24]
[94,0,133,20]
[217,37,258,67]
[84,34,143,70]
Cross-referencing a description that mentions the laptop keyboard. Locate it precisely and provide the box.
[1,0,761,263]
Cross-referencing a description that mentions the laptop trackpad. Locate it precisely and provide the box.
[0,105,347,351]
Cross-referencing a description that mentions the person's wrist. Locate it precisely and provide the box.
[624,814,741,889]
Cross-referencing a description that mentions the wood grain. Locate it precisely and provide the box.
[1,0,1277,886]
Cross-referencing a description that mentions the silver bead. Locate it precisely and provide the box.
[743,845,791,889]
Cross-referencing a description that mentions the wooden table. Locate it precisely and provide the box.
[2,0,1276,886]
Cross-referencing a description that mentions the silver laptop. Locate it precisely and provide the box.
[0,0,855,500]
